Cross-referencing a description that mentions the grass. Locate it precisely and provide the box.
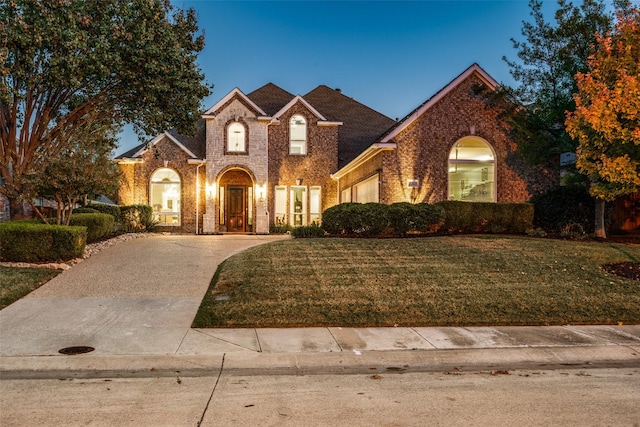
[193,235,640,328]
[0,267,60,310]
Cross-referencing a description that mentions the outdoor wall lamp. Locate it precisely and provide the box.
[256,184,266,202]
[296,178,303,185]
[206,183,216,198]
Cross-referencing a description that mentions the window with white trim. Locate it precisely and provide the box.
[448,137,495,202]
[274,186,287,225]
[150,168,181,226]
[353,175,379,203]
[341,188,352,203]
[290,186,307,226]
[289,115,307,155]
[227,122,246,153]
[310,186,321,225]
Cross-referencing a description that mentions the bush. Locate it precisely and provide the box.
[386,202,445,235]
[73,207,100,214]
[0,222,86,262]
[69,213,114,242]
[322,203,358,234]
[120,205,156,232]
[86,203,122,221]
[437,201,533,234]
[529,185,595,233]
[291,224,325,238]
[270,223,293,234]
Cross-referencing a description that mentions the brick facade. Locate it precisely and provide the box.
[115,64,548,234]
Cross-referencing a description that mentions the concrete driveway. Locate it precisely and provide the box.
[0,234,288,356]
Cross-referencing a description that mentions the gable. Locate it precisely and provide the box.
[115,123,206,161]
[203,88,268,118]
[246,83,295,116]
[379,64,498,143]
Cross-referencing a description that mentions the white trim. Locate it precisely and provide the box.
[331,143,396,180]
[187,159,206,165]
[273,95,327,121]
[203,87,267,117]
[381,64,499,143]
[317,121,343,127]
[132,132,198,159]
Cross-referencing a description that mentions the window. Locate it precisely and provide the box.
[289,115,307,155]
[219,186,225,225]
[274,186,287,225]
[227,122,246,153]
[341,188,352,203]
[310,186,321,225]
[353,175,379,203]
[290,186,307,226]
[150,168,180,226]
[448,137,495,202]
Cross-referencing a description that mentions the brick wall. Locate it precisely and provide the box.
[117,137,205,233]
[341,73,534,205]
[267,101,339,221]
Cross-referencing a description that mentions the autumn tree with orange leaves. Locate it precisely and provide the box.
[566,7,640,238]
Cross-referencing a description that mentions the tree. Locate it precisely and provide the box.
[0,0,211,219]
[566,7,640,238]
[502,0,613,169]
[24,113,122,225]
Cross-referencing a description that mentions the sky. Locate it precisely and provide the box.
[118,0,559,154]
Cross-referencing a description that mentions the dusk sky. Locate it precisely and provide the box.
[118,0,559,153]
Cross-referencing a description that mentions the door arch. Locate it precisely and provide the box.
[218,168,254,232]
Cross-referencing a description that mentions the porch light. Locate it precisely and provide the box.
[296,178,303,185]
[206,183,216,197]
[256,184,266,202]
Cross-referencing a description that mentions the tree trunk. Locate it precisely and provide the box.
[594,198,606,239]
[8,196,26,220]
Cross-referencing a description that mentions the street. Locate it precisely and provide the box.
[2,367,639,426]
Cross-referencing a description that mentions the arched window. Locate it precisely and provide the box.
[227,122,246,153]
[289,115,307,155]
[448,137,495,202]
[150,168,181,225]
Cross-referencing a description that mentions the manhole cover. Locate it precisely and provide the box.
[58,346,95,355]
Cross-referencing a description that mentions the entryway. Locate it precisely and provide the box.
[218,168,253,233]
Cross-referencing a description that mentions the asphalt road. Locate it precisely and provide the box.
[2,367,639,426]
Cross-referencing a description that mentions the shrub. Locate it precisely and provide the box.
[386,202,445,235]
[291,224,325,238]
[69,213,114,242]
[349,203,389,235]
[120,205,156,232]
[322,203,358,234]
[0,222,86,262]
[529,185,595,233]
[270,223,293,234]
[437,201,533,234]
[73,207,100,214]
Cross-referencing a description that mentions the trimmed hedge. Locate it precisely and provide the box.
[0,222,86,262]
[322,202,445,236]
[69,213,114,243]
[436,201,534,234]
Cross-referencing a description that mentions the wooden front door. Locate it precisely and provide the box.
[227,187,245,232]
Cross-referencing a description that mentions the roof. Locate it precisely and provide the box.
[115,119,206,160]
[246,83,295,117]
[303,85,396,168]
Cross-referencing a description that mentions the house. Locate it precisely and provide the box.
[115,64,533,234]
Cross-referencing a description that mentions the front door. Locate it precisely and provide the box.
[228,187,245,232]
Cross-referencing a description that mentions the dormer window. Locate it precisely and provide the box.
[289,115,307,155]
[226,122,246,153]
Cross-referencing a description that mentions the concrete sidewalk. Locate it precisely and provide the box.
[1,234,639,378]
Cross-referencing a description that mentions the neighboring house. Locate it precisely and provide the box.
[114,64,534,234]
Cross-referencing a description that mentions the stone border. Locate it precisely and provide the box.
[0,233,151,271]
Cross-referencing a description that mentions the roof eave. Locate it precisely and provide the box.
[331,143,396,180]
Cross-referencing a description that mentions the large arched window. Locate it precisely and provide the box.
[448,137,495,202]
[227,122,246,153]
[289,115,307,155]
[150,168,181,225]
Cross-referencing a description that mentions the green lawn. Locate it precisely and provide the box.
[0,267,60,310]
[193,235,640,328]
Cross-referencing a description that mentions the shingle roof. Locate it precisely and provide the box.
[115,119,206,160]
[246,83,295,117]
[303,85,396,168]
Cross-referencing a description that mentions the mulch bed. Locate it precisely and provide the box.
[602,262,640,281]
